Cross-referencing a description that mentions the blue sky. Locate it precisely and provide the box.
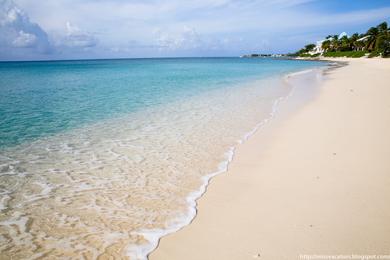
[0,0,389,61]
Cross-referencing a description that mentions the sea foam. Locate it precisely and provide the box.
[0,59,326,259]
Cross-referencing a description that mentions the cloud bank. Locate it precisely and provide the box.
[62,22,98,48]
[1,0,390,60]
[0,0,51,58]
[0,0,100,60]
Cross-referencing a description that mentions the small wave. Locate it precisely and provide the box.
[125,66,327,260]
[0,64,327,260]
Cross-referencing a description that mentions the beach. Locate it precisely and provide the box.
[150,58,390,260]
[0,58,324,259]
[1,1,389,259]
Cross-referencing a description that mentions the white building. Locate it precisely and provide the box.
[308,32,348,55]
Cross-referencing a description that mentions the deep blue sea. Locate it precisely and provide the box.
[0,57,325,259]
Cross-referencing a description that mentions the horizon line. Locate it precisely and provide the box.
[0,55,291,63]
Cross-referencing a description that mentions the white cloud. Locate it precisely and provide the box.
[156,27,203,50]
[61,22,98,48]
[0,0,51,54]
[0,0,102,59]
[3,0,390,59]
[12,30,37,47]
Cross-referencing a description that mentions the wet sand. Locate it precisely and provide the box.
[150,58,390,260]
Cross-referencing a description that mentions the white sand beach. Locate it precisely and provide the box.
[150,58,390,260]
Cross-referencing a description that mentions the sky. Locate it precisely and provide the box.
[0,0,389,61]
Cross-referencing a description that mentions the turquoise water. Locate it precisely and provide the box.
[0,58,321,148]
[0,57,325,259]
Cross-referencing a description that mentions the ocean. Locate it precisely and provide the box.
[0,57,325,259]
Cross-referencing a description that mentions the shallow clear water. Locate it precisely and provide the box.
[0,58,324,259]
[0,58,321,148]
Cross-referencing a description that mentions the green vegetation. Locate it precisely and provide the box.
[296,21,390,58]
[298,53,320,58]
[323,51,367,58]
[296,43,317,56]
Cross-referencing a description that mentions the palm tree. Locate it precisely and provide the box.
[350,33,359,51]
[339,35,351,51]
[295,21,390,57]
[377,22,388,34]
[304,44,316,52]
[321,40,331,52]
[365,27,379,51]
[330,35,339,51]
[375,22,390,57]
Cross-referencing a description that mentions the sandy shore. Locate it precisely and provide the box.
[150,58,390,260]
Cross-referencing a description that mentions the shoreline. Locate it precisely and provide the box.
[150,58,390,260]
[131,66,327,259]
[0,58,326,259]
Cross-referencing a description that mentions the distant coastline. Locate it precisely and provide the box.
[294,21,390,59]
[241,21,389,60]
[240,53,288,58]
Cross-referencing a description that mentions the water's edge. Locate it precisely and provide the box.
[129,63,334,260]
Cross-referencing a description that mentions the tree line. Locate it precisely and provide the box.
[296,21,390,58]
